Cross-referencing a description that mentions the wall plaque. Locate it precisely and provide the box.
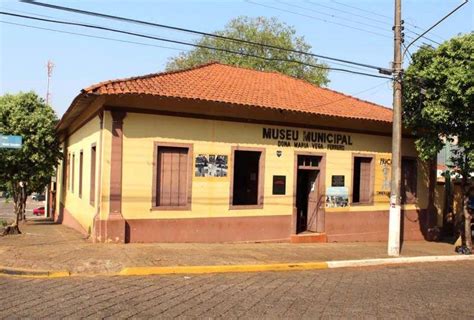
[331,175,345,187]
[272,175,286,195]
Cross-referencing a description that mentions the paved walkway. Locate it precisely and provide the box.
[0,219,458,274]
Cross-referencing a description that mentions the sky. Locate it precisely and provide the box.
[0,0,472,117]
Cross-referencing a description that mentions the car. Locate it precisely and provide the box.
[32,194,45,201]
[33,207,45,216]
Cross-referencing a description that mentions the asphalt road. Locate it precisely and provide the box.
[0,198,41,221]
[1,261,473,319]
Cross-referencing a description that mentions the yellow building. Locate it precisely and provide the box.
[54,63,437,243]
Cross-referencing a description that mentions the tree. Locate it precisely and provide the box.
[0,92,62,234]
[166,16,329,86]
[403,33,474,250]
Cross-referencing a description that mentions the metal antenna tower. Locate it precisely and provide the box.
[46,60,54,105]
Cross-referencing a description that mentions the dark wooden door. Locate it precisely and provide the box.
[157,147,188,207]
[358,158,372,203]
[306,170,319,232]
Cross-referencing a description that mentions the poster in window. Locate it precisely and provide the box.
[195,154,228,177]
[272,175,286,195]
[325,187,349,208]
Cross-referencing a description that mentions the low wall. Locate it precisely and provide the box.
[125,215,292,243]
[325,209,428,242]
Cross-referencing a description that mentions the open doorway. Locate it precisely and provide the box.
[296,169,320,233]
[352,156,373,204]
[232,150,262,206]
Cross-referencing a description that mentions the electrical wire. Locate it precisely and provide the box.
[403,43,413,65]
[0,11,393,80]
[247,0,423,51]
[0,8,376,72]
[246,0,392,39]
[0,20,189,52]
[277,0,392,34]
[311,80,391,108]
[19,0,388,72]
[303,0,441,46]
[403,0,468,55]
[277,0,438,47]
[305,0,389,26]
[331,0,445,41]
[0,18,376,73]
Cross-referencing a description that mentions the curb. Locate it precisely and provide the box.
[326,254,474,269]
[119,255,474,276]
[1,255,473,278]
[119,262,329,276]
[0,267,70,278]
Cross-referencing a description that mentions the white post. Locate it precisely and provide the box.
[45,185,49,218]
[388,198,401,256]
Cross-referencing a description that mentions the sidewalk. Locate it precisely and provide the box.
[0,219,462,275]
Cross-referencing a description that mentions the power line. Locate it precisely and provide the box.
[402,43,413,64]
[246,0,392,39]
[0,11,392,80]
[406,29,441,46]
[248,0,424,51]
[404,0,469,55]
[305,0,389,26]
[312,80,391,108]
[0,14,372,73]
[19,0,388,73]
[303,0,441,46]
[277,1,392,34]
[330,0,445,41]
[276,0,437,46]
[0,19,374,73]
[331,0,392,19]
[0,20,188,52]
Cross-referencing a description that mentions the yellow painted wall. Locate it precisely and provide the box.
[55,142,65,212]
[121,112,428,220]
[60,116,101,232]
[99,112,112,220]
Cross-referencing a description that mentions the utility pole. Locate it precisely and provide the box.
[46,60,54,105]
[388,0,403,256]
[45,60,54,218]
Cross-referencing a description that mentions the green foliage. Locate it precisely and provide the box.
[403,33,474,178]
[166,16,329,86]
[0,92,62,194]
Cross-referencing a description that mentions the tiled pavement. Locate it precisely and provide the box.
[1,261,473,319]
[0,219,459,274]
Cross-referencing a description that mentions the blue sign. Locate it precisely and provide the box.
[0,135,22,149]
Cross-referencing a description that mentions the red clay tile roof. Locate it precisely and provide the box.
[83,62,392,123]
